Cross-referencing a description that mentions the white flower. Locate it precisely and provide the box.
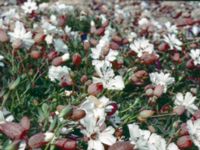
[0,55,4,67]
[187,119,200,149]
[81,114,116,150]
[80,96,110,125]
[167,143,180,150]
[45,34,53,44]
[21,0,38,14]
[138,18,149,26]
[149,71,175,93]
[192,26,199,36]
[64,25,72,34]
[92,60,124,90]
[174,92,198,115]
[50,2,74,14]
[130,38,154,57]
[190,49,200,66]
[53,39,68,53]
[48,66,70,82]
[127,32,137,42]
[148,133,166,150]
[128,124,180,150]
[128,123,150,150]
[91,26,115,60]
[105,49,119,62]
[0,108,14,124]
[8,21,34,49]
[163,34,182,51]
[164,22,178,34]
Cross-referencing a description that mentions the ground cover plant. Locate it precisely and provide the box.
[0,0,200,149]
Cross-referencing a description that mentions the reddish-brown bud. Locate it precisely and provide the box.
[20,116,30,132]
[108,141,134,150]
[140,53,158,65]
[179,123,189,136]
[30,50,41,59]
[48,51,59,60]
[173,106,186,116]
[0,29,9,42]
[55,138,76,150]
[0,122,25,140]
[158,43,169,52]
[177,135,193,149]
[153,85,164,97]
[28,132,54,149]
[131,70,148,85]
[70,109,86,121]
[72,53,82,66]
[87,83,103,96]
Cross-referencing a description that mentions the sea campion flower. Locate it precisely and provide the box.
[80,96,110,125]
[164,22,178,34]
[130,37,154,58]
[0,55,4,67]
[21,0,38,14]
[8,21,34,49]
[92,60,124,90]
[187,119,200,149]
[163,34,182,51]
[91,26,117,61]
[53,38,69,53]
[149,71,175,93]
[189,49,200,66]
[174,92,198,115]
[48,66,71,82]
[128,123,180,150]
[81,114,116,150]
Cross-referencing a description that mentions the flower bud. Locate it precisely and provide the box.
[87,83,103,96]
[173,106,185,116]
[110,42,120,50]
[107,103,118,116]
[138,110,154,122]
[186,59,195,69]
[171,53,181,63]
[58,15,66,27]
[112,35,122,44]
[158,43,169,52]
[176,135,193,149]
[34,33,45,43]
[114,128,123,138]
[0,29,8,42]
[179,123,189,136]
[108,141,134,150]
[153,85,164,97]
[48,51,59,60]
[80,75,88,83]
[72,53,82,66]
[28,132,54,149]
[0,122,25,140]
[12,39,22,49]
[160,104,171,113]
[70,109,86,121]
[30,50,41,59]
[55,138,76,150]
[52,53,69,66]
[192,110,200,121]
[140,53,158,65]
[20,116,30,132]
[96,27,105,36]
[145,88,154,97]
[60,75,73,87]
[84,41,90,51]
[131,70,148,85]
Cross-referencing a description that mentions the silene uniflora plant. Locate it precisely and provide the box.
[0,0,200,150]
